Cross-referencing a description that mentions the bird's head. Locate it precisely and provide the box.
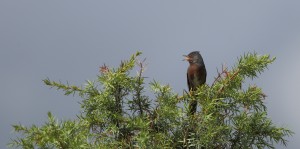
[183,51,204,64]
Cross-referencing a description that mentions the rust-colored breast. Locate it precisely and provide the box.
[187,64,207,91]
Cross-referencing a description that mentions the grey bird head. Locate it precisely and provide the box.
[183,51,205,65]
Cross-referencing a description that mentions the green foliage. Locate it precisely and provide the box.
[9,112,91,149]
[9,52,293,149]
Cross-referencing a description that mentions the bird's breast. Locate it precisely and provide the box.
[187,64,207,89]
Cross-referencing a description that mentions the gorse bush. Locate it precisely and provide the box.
[9,51,293,149]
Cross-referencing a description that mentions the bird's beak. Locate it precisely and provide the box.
[183,55,190,61]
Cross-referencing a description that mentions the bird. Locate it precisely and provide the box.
[183,51,207,115]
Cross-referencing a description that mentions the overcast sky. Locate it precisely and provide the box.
[1,1,300,148]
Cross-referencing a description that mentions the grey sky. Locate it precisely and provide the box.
[1,1,300,148]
